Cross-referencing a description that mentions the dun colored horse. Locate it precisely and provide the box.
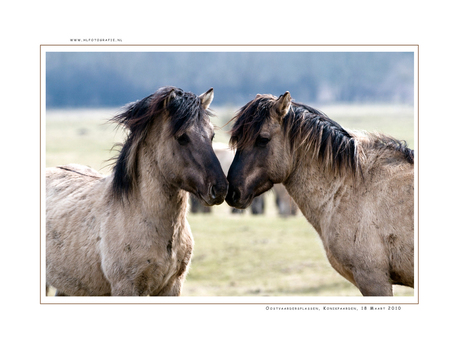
[226,92,414,296]
[46,87,228,296]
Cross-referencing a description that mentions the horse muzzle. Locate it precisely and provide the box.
[225,185,253,209]
[199,181,228,206]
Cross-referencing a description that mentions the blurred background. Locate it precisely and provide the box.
[45,51,415,297]
[47,51,414,108]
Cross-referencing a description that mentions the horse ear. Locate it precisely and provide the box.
[164,89,177,108]
[274,91,291,120]
[199,88,214,110]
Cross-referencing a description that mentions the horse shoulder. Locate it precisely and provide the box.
[324,159,414,286]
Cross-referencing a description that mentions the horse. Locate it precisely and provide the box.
[46,86,228,296]
[226,92,414,296]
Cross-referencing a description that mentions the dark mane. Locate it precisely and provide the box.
[284,101,359,174]
[230,95,360,175]
[110,86,210,201]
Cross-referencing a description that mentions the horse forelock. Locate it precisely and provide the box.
[229,95,277,150]
[166,89,212,137]
[110,87,210,201]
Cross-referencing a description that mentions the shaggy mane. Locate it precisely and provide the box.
[110,86,211,201]
[230,94,414,177]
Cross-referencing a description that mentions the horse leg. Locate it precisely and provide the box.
[352,269,393,296]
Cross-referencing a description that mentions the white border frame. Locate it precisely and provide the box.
[40,44,419,305]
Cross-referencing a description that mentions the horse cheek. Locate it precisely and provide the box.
[266,143,288,183]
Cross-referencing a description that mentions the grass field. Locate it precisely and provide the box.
[44,104,415,297]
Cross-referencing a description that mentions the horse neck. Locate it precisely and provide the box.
[283,152,352,236]
[121,144,189,230]
[142,168,188,223]
[140,176,188,222]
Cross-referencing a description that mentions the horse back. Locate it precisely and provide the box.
[46,164,104,197]
[48,164,104,179]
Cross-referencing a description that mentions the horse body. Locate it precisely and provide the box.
[284,141,414,295]
[46,87,227,296]
[47,165,192,296]
[226,92,414,296]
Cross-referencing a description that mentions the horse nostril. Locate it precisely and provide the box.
[230,187,240,202]
[210,185,217,200]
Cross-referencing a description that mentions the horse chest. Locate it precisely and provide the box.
[136,227,192,295]
[100,214,193,295]
[139,237,192,296]
[161,240,188,276]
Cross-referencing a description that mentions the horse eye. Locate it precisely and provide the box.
[256,136,270,147]
[177,134,190,146]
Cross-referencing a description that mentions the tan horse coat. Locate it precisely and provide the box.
[46,164,192,296]
[46,87,227,296]
[226,92,414,296]
[284,131,414,295]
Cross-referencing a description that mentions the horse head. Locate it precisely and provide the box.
[226,92,293,209]
[112,86,228,206]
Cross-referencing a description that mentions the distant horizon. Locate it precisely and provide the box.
[46,51,414,108]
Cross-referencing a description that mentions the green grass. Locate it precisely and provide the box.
[45,104,415,297]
